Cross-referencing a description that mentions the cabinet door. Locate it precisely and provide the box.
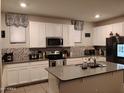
[93,25,112,46]
[63,25,81,46]
[93,26,106,45]
[69,25,75,46]
[112,71,123,93]
[112,22,123,35]
[46,23,62,37]
[7,68,19,86]
[39,65,48,80]
[18,67,30,84]
[62,25,69,46]
[39,22,46,47]
[29,63,48,81]
[29,21,46,47]
[83,72,113,93]
[73,30,81,42]
[29,66,41,81]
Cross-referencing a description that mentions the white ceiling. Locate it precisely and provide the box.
[2,0,124,22]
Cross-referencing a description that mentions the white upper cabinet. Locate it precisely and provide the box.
[7,68,19,86]
[73,30,81,42]
[62,25,70,46]
[18,67,30,84]
[62,24,81,47]
[45,23,62,37]
[93,22,124,46]
[69,25,81,46]
[29,21,46,48]
[62,25,75,46]
[29,21,82,47]
[93,24,112,46]
[69,25,75,46]
[112,22,123,36]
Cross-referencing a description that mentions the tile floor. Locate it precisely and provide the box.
[5,82,48,93]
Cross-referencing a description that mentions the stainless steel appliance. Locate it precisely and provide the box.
[46,37,63,47]
[46,51,66,67]
[29,53,39,60]
[2,53,13,62]
[29,51,39,60]
[106,36,124,64]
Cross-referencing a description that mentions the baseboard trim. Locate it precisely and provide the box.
[5,79,48,90]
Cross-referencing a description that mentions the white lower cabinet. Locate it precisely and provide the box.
[29,66,48,81]
[18,67,30,84]
[29,61,48,82]
[7,68,19,86]
[39,65,48,80]
[5,61,48,86]
[29,66,42,82]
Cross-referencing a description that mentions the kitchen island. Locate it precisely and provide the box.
[46,62,124,93]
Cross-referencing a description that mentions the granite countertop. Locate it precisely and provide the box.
[46,62,124,81]
[3,56,105,65]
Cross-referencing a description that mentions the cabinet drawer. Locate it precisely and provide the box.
[6,63,29,68]
[67,58,82,62]
[29,61,48,66]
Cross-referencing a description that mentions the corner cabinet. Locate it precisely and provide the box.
[93,24,112,46]
[112,22,124,35]
[29,21,46,48]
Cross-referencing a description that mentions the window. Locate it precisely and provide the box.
[9,26,26,44]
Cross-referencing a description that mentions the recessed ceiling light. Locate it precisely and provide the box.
[95,14,100,18]
[20,3,27,8]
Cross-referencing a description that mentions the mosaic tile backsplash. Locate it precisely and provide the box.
[2,46,95,62]
[70,46,95,57]
[2,48,30,62]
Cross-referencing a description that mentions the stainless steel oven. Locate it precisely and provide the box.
[46,51,66,67]
[49,59,66,67]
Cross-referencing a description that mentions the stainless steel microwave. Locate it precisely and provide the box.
[46,37,63,47]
